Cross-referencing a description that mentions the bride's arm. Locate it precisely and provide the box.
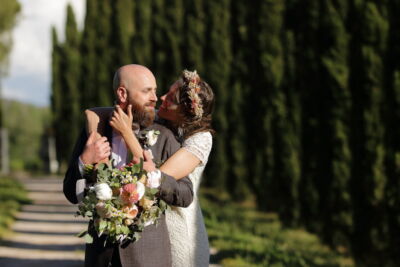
[158,149,200,179]
[109,105,143,160]
[142,149,200,180]
[158,132,212,179]
[144,133,211,179]
[110,106,206,179]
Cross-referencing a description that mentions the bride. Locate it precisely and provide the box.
[110,70,215,267]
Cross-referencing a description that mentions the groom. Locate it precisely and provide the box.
[63,64,194,267]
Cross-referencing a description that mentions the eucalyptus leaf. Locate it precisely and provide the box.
[85,211,93,217]
[99,220,107,230]
[76,230,88,238]
[84,233,93,244]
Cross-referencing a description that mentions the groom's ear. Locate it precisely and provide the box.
[116,86,127,104]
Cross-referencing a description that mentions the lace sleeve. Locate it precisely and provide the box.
[182,131,212,166]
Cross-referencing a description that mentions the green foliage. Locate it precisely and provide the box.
[317,0,352,248]
[348,2,389,265]
[183,0,205,73]
[132,0,152,66]
[51,1,400,265]
[292,0,323,234]
[201,188,353,267]
[384,2,400,265]
[95,0,114,107]
[203,0,232,190]
[0,177,30,238]
[0,0,20,129]
[3,100,50,171]
[163,0,183,86]
[0,0,20,76]
[57,5,82,165]
[150,0,169,95]
[51,26,62,136]
[80,0,99,109]
[226,0,250,200]
[110,0,134,67]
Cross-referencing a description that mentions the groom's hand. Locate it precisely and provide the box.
[80,131,111,164]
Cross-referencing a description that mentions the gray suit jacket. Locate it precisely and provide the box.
[63,111,193,267]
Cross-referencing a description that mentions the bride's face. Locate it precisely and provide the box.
[158,80,182,122]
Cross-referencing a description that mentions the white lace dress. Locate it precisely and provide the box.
[165,131,212,267]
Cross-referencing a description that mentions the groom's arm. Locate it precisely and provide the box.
[158,174,193,208]
[155,127,194,208]
[63,128,87,204]
[64,127,112,204]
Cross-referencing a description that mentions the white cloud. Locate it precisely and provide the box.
[2,0,86,107]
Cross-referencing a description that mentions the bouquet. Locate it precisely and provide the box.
[76,160,168,245]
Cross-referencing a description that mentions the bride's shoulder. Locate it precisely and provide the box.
[183,131,212,150]
[183,131,212,165]
[185,131,212,143]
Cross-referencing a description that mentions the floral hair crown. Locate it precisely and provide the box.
[182,69,204,119]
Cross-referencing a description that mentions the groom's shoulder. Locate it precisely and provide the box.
[149,122,176,140]
[147,122,181,149]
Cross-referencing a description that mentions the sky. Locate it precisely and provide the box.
[2,0,86,107]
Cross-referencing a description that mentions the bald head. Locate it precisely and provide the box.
[113,64,156,94]
[113,64,158,127]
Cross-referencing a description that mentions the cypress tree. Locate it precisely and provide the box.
[226,0,251,199]
[291,0,322,232]
[183,0,205,74]
[151,0,167,93]
[59,5,81,164]
[203,0,232,189]
[318,0,352,247]
[250,0,285,213]
[80,0,98,109]
[384,0,400,264]
[275,12,301,225]
[95,0,113,106]
[0,0,20,75]
[50,27,62,166]
[0,0,20,131]
[110,0,134,68]
[349,1,388,264]
[132,0,152,66]
[163,0,183,87]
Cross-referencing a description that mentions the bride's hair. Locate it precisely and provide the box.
[177,70,215,139]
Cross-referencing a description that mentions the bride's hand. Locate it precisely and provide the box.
[109,105,133,135]
[143,150,157,172]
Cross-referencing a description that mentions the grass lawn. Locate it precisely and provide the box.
[200,188,354,267]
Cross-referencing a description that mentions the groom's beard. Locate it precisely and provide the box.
[130,101,155,128]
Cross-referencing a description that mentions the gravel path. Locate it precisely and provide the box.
[0,178,86,267]
[0,177,221,267]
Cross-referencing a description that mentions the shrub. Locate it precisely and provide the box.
[201,188,354,267]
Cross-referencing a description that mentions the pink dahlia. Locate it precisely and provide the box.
[120,183,145,204]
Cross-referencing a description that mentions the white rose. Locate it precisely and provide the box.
[94,183,113,200]
[146,170,161,188]
[146,130,159,146]
[136,182,145,200]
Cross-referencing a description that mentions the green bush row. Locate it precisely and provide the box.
[200,189,354,267]
[0,177,30,238]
